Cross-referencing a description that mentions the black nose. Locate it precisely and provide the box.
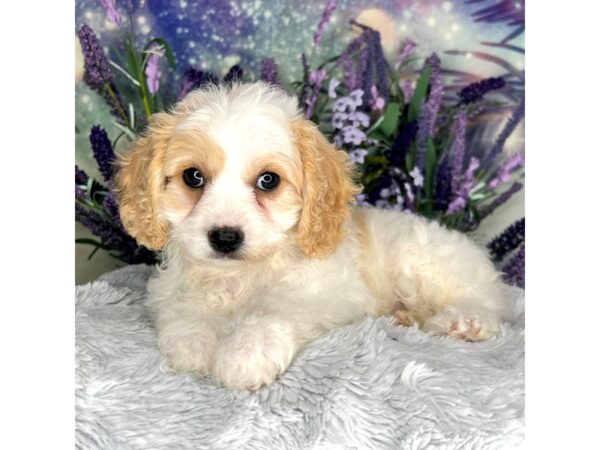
[208,227,244,254]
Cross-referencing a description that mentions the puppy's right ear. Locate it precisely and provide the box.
[114,112,176,251]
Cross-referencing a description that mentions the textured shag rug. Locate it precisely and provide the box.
[76,265,524,449]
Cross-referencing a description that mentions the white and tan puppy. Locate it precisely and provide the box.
[116,82,509,390]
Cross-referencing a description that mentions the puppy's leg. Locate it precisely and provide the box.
[154,305,222,375]
[212,315,297,390]
[369,210,509,341]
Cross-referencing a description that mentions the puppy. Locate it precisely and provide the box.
[115,82,509,390]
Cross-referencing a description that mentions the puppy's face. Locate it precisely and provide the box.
[116,83,359,263]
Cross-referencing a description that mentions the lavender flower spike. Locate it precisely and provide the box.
[313,0,337,48]
[89,126,116,183]
[503,242,525,288]
[260,57,279,85]
[78,24,112,89]
[488,152,525,189]
[479,182,523,220]
[484,97,525,167]
[145,45,165,95]
[424,53,443,136]
[100,0,122,27]
[449,110,468,197]
[75,165,89,200]
[458,77,505,105]
[487,217,525,263]
[394,39,416,70]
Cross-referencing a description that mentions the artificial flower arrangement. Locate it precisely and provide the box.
[76,0,525,287]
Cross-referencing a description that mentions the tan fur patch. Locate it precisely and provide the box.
[291,119,361,258]
[115,112,178,250]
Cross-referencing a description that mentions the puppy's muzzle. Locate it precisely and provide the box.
[208,226,244,254]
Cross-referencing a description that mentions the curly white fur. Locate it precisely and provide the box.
[117,82,510,390]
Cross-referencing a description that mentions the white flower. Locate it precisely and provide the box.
[409,167,424,187]
[328,78,340,98]
[349,89,364,107]
[349,111,370,128]
[349,148,368,164]
[332,112,348,129]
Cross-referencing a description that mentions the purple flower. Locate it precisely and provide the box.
[434,159,452,211]
[446,157,480,215]
[349,148,368,164]
[78,24,112,89]
[400,79,414,103]
[313,0,337,47]
[75,203,157,265]
[487,218,525,263]
[260,57,279,85]
[178,68,219,101]
[89,126,116,182]
[458,77,505,105]
[304,69,327,118]
[479,182,523,220]
[309,69,327,86]
[76,203,120,246]
[75,165,89,186]
[328,77,340,98]
[75,165,89,200]
[449,110,468,197]
[100,0,122,27]
[415,54,443,173]
[388,120,418,167]
[488,152,525,189]
[502,242,525,289]
[333,97,355,113]
[332,112,348,129]
[463,157,481,192]
[103,190,123,228]
[145,45,164,95]
[484,97,525,167]
[224,64,244,84]
[424,53,443,137]
[395,39,416,70]
[348,89,364,107]
[369,85,385,112]
[348,111,370,128]
[342,125,366,146]
[446,196,467,215]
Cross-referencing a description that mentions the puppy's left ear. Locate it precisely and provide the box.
[292,119,361,258]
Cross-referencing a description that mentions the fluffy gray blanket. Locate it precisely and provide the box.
[76,265,524,449]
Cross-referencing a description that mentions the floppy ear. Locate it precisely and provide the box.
[292,119,361,258]
[114,112,176,251]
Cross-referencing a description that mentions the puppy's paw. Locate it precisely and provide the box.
[158,328,218,375]
[422,308,499,342]
[213,317,297,390]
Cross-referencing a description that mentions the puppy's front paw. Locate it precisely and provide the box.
[158,328,218,375]
[423,308,499,342]
[213,317,297,390]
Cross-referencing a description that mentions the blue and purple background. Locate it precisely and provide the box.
[75,0,524,282]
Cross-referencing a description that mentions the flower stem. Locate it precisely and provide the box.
[104,84,130,128]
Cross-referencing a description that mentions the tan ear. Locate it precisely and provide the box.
[114,112,175,251]
[292,119,361,258]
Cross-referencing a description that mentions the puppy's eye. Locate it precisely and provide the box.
[256,172,280,191]
[182,168,205,188]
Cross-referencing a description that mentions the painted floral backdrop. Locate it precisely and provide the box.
[75,0,524,285]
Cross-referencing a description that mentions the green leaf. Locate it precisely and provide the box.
[379,102,401,137]
[145,38,176,68]
[365,116,385,135]
[408,64,431,122]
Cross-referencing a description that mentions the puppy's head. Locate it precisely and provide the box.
[115,82,359,263]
